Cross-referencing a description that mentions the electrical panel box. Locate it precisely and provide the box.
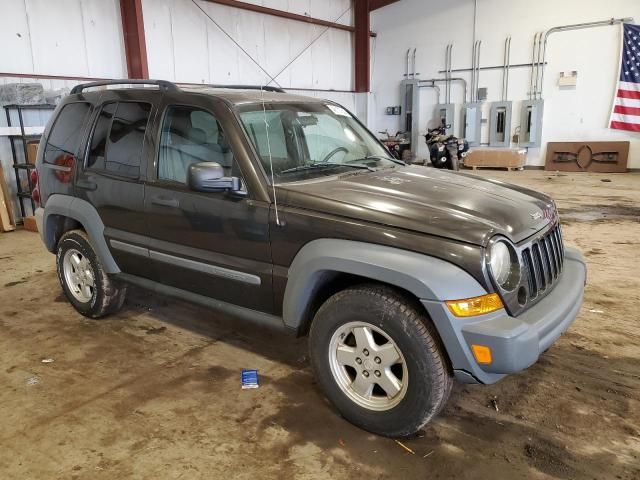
[434,104,455,136]
[519,99,544,148]
[463,102,483,147]
[400,79,421,159]
[489,101,512,148]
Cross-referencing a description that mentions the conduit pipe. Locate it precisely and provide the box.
[535,17,633,99]
[419,78,467,105]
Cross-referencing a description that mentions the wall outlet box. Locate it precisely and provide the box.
[559,71,578,87]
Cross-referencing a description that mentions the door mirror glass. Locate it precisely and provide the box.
[188,162,242,193]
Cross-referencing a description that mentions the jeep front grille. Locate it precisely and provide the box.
[521,224,564,300]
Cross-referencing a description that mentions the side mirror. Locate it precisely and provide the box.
[188,162,243,193]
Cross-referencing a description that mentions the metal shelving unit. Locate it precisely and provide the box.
[3,103,55,217]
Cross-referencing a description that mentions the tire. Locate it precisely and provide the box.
[309,284,453,437]
[56,229,126,319]
[447,146,459,171]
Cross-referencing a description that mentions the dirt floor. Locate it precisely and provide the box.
[0,170,639,480]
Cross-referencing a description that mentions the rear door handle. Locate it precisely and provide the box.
[76,179,97,191]
[151,196,180,208]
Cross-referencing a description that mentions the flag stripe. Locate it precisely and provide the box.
[619,81,640,91]
[610,120,640,131]
[614,96,640,108]
[613,105,640,115]
[617,88,640,99]
[610,112,640,124]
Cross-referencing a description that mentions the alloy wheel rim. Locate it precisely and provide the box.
[328,321,408,411]
[62,249,95,303]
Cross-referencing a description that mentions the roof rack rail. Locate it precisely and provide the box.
[184,84,286,93]
[70,79,179,95]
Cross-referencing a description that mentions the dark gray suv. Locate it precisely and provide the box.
[33,80,586,437]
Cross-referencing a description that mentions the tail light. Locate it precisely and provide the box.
[30,169,40,206]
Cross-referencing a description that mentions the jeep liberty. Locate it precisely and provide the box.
[33,80,586,437]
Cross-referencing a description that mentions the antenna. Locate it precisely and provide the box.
[260,86,281,227]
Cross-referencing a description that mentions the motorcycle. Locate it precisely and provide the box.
[379,130,411,161]
[424,119,469,171]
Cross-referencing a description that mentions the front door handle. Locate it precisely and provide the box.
[151,196,180,208]
[76,179,97,191]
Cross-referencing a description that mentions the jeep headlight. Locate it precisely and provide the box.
[488,240,520,290]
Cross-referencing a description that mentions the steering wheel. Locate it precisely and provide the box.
[320,146,348,163]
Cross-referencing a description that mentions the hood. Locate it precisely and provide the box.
[276,166,556,246]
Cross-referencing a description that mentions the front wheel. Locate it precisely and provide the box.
[447,146,459,171]
[56,229,126,319]
[309,285,453,437]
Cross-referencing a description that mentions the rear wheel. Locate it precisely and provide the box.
[56,230,126,318]
[309,285,453,437]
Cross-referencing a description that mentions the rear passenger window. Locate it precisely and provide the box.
[86,101,151,179]
[44,102,91,165]
[87,103,116,170]
[158,105,235,184]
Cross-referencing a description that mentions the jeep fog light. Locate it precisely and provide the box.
[445,293,504,317]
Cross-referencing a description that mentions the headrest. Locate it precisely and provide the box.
[188,128,206,145]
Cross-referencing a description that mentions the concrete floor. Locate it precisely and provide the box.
[0,170,639,480]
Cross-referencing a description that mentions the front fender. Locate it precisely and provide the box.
[282,239,487,331]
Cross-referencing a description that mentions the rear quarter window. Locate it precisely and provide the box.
[44,102,92,165]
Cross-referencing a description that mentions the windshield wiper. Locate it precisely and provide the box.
[356,154,406,166]
[280,162,375,174]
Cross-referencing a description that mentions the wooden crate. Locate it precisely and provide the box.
[464,148,526,170]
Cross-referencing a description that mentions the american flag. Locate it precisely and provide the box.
[610,23,640,132]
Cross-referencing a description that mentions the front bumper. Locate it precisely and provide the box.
[422,246,587,384]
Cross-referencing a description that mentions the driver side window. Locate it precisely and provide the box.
[158,106,236,184]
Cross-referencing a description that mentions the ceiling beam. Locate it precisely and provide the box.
[119,0,149,79]
[201,0,376,37]
[369,0,401,11]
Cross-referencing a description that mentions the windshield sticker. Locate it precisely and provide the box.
[326,104,350,117]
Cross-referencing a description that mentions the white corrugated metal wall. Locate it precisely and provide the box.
[142,0,355,92]
[0,0,360,220]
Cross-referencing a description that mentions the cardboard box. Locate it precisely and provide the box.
[464,148,526,169]
[23,215,38,232]
[0,187,15,232]
[27,142,39,164]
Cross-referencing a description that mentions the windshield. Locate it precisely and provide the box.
[237,102,398,183]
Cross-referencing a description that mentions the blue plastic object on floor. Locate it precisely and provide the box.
[241,369,259,389]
